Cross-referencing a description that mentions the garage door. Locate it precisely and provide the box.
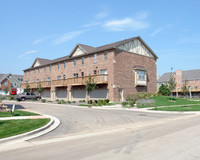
[42,89,50,98]
[73,89,86,99]
[56,88,67,99]
[90,89,108,99]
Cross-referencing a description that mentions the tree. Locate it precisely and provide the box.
[182,82,189,106]
[85,75,97,102]
[158,84,170,96]
[37,83,43,96]
[24,84,30,92]
[3,87,9,94]
[168,74,176,100]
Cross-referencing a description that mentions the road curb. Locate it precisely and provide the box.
[0,114,60,143]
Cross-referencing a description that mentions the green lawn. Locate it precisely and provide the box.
[137,96,200,108]
[151,105,200,111]
[0,119,50,139]
[0,110,39,117]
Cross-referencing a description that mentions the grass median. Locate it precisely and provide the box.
[0,119,50,139]
[151,105,200,111]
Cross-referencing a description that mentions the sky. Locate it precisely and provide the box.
[0,0,200,77]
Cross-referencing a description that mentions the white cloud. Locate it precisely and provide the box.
[95,12,108,19]
[83,22,101,28]
[33,34,57,44]
[53,31,85,45]
[18,50,37,58]
[103,17,149,31]
[150,28,165,37]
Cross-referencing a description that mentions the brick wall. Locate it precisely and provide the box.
[113,49,157,101]
[1,79,11,93]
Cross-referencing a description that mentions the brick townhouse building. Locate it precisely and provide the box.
[157,69,200,97]
[22,36,158,102]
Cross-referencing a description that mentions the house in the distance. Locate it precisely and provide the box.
[157,69,200,97]
[22,36,158,102]
[0,73,23,94]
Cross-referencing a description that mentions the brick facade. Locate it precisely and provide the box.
[23,37,158,102]
[1,79,11,92]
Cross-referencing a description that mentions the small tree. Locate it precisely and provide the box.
[158,84,170,96]
[24,84,30,92]
[85,75,97,102]
[182,83,189,106]
[3,87,9,94]
[168,74,176,100]
[37,83,43,96]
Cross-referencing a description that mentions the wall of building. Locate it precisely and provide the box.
[1,79,11,93]
[113,49,157,101]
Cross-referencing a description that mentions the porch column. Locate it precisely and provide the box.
[51,86,56,101]
[67,86,72,101]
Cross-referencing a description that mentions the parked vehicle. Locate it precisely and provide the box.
[11,89,17,95]
[15,92,41,101]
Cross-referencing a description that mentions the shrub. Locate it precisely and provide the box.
[105,99,110,103]
[48,100,53,103]
[97,101,103,106]
[41,99,46,103]
[158,84,170,96]
[60,100,66,104]
[72,101,76,103]
[67,101,71,104]
[121,101,129,108]
[7,95,15,100]
[94,100,98,103]
[88,100,93,104]
[56,99,59,102]
[57,101,62,104]
[31,99,36,101]
[79,100,85,103]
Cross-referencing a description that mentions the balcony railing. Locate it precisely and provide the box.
[21,81,51,89]
[22,74,108,88]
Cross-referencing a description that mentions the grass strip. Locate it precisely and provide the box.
[151,105,200,111]
[0,119,50,139]
[0,110,39,117]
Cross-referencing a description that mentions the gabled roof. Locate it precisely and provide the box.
[25,36,158,71]
[158,69,200,83]
[0,73,23,83]
[31,58,52,68]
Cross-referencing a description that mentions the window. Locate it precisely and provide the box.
[64,61,66,68]
[94,54,97,63]
[4,81,8,86]
[100,69,107,74]
[45,66,46,72]
[74,59,76,67]
[137,71,146,80]
[74,73,78,78]
[63,75,66,79]
[37,79,40,82]
[57,76,61,80]
[38,68,40,73]
[81,72,84,77]
[49,65,51,72]
[48,77,51,81]
[31,93,35,95]
[81,57,84,65]
[104,52,107,61]
[26,92,30,95]
[94,70,97,75]
[194,86,198,89]
[58,63,60,69]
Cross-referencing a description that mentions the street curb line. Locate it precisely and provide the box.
[0,114,60,143]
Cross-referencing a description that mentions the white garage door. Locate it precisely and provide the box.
[90,89,108,99]
[73,89,86,99]
[42,89,50,98]
[56,88,67,99]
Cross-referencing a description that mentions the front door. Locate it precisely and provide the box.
[119,89,123,101]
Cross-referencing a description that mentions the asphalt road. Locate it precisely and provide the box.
[1,102,200,159]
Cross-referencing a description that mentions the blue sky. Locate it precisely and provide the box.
[0,0,200,77]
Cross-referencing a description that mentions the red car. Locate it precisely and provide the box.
[11,89,17,95]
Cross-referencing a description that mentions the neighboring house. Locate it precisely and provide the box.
[22,36,158,102]
[0,73,23,93]
[157,69,200,97]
